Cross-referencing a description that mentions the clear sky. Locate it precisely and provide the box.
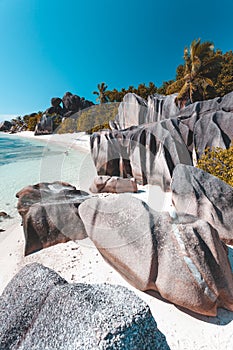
[0,0,232,121]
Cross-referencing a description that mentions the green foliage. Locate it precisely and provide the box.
[98,82,158,102]
[26,113,42,131]
[93,82,109,104]
[166,39,222,106]
[86,121,110,134]
[215,50,233,97]
[197,146,233,187]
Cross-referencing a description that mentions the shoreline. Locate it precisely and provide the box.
[5,130,91,154]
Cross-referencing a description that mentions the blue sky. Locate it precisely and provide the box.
[0,0,232,121]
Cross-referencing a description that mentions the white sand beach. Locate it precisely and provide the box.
[0,131,233,350]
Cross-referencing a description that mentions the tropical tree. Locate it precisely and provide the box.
[215,50,233,96]
[167,39,221,107]
[93,82,109,104]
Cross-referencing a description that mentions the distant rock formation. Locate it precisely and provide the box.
[0,263,168,350]
[0,120,12,132]
[79,194,233,316]
[45,91,94,118]
[171,164,233,244]
[16,182,89,255]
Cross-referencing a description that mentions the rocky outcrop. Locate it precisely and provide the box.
[34,114,53,135]
[0,120,12,132]
[16,182,89,255]
[171,164,233,244]
[91,119,192,191]
[0,263,169,350]
[89,176,138,193]
[112,93,180,130]
[177,92,233,159]
[93,92,233,186]
[193,110,233,159]
[45,92,94,118]
[79,194,233,316]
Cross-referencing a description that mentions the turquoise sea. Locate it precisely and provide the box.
[0,133,95,231]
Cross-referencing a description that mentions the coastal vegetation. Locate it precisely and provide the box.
[7,38,233,135]
[198,147,233,187]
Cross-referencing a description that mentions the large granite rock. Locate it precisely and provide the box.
[112,93,179,130]
[44,92,94,120]
[0,263,169,350]
[176,91,233,157]
[0,120,12,132]
[110,91,233,159]
[79,194,233,316]
[62,91,94,118]
[171,164,233,244]
[46,97,64,115]
[193,110,233,159]
[16,182,89,255]
[34,114,53,135]
[91,119,192,191]
[0,263,66,350]
[89,175,138,194]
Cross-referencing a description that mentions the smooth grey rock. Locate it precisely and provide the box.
[91,119,192,191]
[193,110,233,159]
[16,182,89,255]
[34,114,53,135]
[0,263,169,350]
[177,91,233,156]
[79,194,233,316]
[113,93,179,130]
[171,164,233,244]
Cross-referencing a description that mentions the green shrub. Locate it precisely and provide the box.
[197,146,233,186]
[86,121,110,134]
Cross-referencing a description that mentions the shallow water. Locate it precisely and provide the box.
[0,133,95,231]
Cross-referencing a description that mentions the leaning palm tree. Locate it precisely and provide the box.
[93,82,109,104]
[167,39,220,107]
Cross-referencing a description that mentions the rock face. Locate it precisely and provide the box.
[79,194,233,316]
[171,164,233,244]
[91,119,192,191]
[112,93,180,130]
[193,110,233,159]
[45,92,94,118]
[34,114,53,135]
[89,176,138,194]
[92,92,233,188]
[16,182,89,255]
[0,120,12,132]
[177,92,233,159]
[0,263,169,350]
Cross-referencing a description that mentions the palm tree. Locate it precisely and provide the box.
[93,82,109,104]
[167,39,221,107]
